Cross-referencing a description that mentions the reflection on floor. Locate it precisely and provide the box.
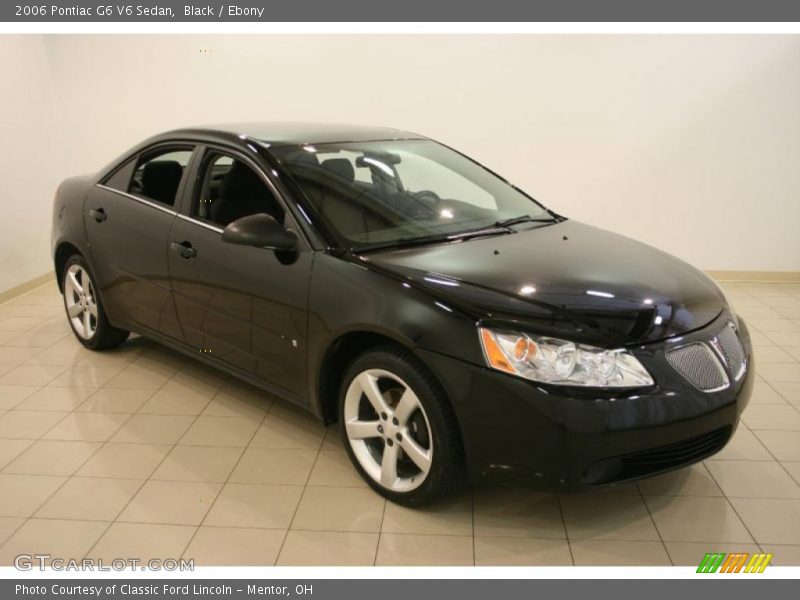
[0,280,799,566]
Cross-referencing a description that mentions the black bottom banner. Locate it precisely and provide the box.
[2,579,792,600]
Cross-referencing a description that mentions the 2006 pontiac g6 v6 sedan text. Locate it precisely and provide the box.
[51,122,753,505]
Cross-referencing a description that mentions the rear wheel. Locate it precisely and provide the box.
[340,347,465,506]
[62,255,129,350]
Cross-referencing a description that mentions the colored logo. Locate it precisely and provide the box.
[697,552,772,573]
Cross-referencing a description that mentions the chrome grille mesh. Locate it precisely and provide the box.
[715,323,747,380]
[664,321,747,392]
[665,343,729,392]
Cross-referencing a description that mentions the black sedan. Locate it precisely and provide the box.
[51,122,753,505]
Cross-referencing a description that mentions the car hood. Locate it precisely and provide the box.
[360,220,725,347]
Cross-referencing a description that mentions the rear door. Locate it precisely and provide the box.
[168,146,313,402]
[86,145,196,340]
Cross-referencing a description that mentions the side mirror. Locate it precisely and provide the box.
[221,213,298,251]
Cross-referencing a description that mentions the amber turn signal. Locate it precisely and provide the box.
[480,328,516,373]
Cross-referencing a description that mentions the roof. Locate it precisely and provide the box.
[166,122,426,147]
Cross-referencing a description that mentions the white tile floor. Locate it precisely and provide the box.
[0,280,799,566]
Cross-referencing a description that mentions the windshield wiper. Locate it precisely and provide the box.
[351,214,564,253]
[494,214,561,228]
[352,226,511,253]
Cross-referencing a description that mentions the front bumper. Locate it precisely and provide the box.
[416,313,754,490]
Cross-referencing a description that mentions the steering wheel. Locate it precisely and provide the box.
[411,189,441,208]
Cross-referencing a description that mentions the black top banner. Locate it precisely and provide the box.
[5,0,800,22]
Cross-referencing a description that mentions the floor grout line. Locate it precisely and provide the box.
[372,473,389,567]
[79,356,211,560]
[701,461,764,552]
[636,482,673,565]
[178,388,274,564]
[0,388,142,559]
[273,424,328,566]
[745,427,800,505]
[554,494,575,566]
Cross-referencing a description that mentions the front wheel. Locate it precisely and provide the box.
[62,255,129,350]
[340,347,465,506]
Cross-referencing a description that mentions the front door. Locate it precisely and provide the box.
[85,146,195,340]
[168,148,312,402]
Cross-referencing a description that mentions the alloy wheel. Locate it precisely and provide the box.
[344,368,434,493]
[64,264,98,340]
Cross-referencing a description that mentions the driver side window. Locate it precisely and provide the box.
[193,152,284,228]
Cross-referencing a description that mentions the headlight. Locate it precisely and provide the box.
[479,327,654,388]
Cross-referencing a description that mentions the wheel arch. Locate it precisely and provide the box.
[315,327,415,424]
[54,241,82,293]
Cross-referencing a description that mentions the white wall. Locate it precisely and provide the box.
[0,37,64,292]
[2,35,799,292]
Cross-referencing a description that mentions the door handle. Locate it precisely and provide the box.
[89,208,107,223]
[170,241,197,259]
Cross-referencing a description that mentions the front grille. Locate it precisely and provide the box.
[666,342,729,392]
[583,426,732,485]
[620,426,731,471]
[664,320,747,392]
[715,322,747,381]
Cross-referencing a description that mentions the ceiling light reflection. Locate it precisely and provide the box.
[586,290,615,299]
[424,276,459,287]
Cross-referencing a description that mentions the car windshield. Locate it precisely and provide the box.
[270,139,557,250]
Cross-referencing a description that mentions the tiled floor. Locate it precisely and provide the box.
[0,280,799,566]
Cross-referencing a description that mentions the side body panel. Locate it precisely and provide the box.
[167,143,315,404]
[83,185,183,340]
[306,252,484,417]
[168,216,313,403]
[52,176,92,269]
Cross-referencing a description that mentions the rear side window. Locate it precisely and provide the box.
[129,148,193,207]
[102,158,136,192]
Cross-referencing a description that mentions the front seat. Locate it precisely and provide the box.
[316,158,372,237]
[211,162,282,227]
[141,161,183,205]
[321,158,355,182]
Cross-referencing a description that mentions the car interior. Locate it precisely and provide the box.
[285,150,396,239]
[125,146,496,243]
[126,149,285,229]
[281,148,496,245]
[135,160,183,204]
[129,149,193,207]
[195,154,284,227]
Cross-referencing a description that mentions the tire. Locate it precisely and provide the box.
[61,254,129,350]
[339,346,466,506]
